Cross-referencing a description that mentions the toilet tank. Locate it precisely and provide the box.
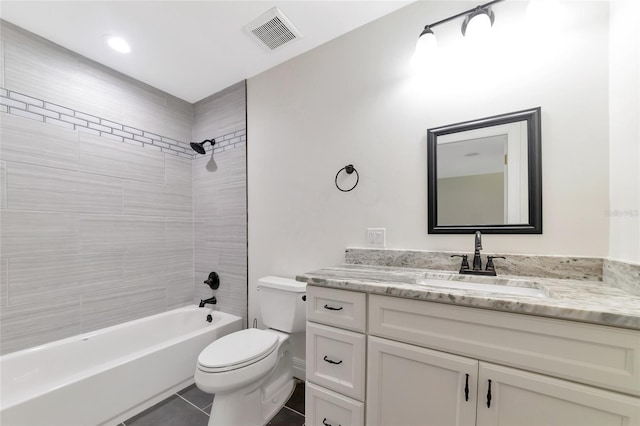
[258,276,307,333]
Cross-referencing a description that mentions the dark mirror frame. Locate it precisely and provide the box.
[427,107,542,234]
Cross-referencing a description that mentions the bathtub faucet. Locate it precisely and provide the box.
[199,296,217,308]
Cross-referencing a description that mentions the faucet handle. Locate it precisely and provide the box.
[451,254,470,271]
[485,256,506,272]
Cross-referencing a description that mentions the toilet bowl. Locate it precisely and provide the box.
[195,276,306,426]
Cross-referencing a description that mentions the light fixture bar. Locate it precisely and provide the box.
[421,0,504,30]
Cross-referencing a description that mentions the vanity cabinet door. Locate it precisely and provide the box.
[476,362,640,426]
[367,336,478,426]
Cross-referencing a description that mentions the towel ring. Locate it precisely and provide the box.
[335,164,359,192]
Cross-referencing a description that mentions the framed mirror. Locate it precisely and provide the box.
[427,107,542,234]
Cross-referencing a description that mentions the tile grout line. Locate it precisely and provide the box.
[175,393,211,417]
[283,405,305,418]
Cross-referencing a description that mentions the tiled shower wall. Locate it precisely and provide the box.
[192,83,248,327]
[0,21,247,354]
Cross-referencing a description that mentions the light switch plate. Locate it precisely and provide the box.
[366,228,386,248]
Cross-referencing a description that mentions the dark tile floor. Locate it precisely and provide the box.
[121,380,305,426]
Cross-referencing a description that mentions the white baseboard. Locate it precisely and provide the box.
[293,357,306,381]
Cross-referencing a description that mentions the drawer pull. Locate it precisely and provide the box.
[323,355,343,365]
[323,418,341,426]
[323,304,343,311]
[487,379,492,408]
[464,374,469,401]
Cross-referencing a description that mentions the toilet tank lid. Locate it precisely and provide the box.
[258,276,306,293]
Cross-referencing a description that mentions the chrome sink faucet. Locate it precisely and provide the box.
[451,231,506,277]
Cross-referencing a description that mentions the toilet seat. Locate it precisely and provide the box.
[198,329,279,373]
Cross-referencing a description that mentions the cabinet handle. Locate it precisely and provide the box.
[323,355,343,365]
[323,304,343,311]
[464,374,469,401]
[323,418,341,426]
[487,379,492,408]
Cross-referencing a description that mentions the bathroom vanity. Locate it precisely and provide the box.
[299,265,640,426]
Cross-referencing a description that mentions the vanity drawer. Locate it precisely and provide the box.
[369,295,640,396]
[307,286,366,332]
[306,382,364,426]
[307,322,366,400]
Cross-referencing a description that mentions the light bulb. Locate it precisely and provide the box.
[106,36,131,53]
[464,12,493,39]
[411,29,437,71]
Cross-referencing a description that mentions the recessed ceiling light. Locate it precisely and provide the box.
[106,36,131,53]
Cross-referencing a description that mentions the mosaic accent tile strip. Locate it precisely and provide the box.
[345,248,604,281]
[0,87,246,159]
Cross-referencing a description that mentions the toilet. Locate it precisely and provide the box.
[195,276,306,426]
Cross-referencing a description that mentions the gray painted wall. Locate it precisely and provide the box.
[0,21,247,354]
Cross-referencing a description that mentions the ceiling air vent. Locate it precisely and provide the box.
[245,7,302,51]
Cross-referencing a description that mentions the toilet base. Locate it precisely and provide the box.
[207,378,294,426]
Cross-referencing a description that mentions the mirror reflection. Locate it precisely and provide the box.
[427,108,542,234]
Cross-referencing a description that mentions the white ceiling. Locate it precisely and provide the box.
[0,1,413,103]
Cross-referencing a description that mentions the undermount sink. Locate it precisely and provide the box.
[418,278,548,298]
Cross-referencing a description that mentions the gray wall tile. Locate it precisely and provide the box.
[79,214,166,253]
[193,81,246,141]
[0,259,8,307]
[2,24,80,112]
[123,180,192,218]
[79,133,165,183]
[0,160,6,209]
[8,253,124,305]
[1,211,79,257]
[0,113,78,171]
[123,248,192,283]
[0,297,82,355]
[165,154,192,188]
[6,162,123,214]
[193,141,247,327]
[166,218,194,250]
[122,84,167,136]
[81,284,167,332]
[167,269,196,309]
[164,96,193,142]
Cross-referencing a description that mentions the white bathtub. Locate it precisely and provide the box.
[0,306,242,426]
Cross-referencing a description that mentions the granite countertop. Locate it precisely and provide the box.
[296,264,640,331]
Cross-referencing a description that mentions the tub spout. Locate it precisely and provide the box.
[199,296,217,308]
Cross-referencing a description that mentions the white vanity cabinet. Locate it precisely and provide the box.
[367,337,639,426]
[306,286,640,426]
[306,286,367,426]
[368,294,640,426]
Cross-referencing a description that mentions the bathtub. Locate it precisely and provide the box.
[0,306,242,426]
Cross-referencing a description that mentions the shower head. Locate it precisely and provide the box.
[190,139,215,155]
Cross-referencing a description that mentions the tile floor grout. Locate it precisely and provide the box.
[283,404,304,417]
[176,393,211,417]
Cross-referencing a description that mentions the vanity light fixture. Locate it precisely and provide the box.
[413,0,504,60]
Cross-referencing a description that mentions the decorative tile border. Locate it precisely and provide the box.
[0,87,246,159]
[345,248,605,282]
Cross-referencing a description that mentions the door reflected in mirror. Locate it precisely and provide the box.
[428,108,541,234]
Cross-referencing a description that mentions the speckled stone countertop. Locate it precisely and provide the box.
[296,264,640,331]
